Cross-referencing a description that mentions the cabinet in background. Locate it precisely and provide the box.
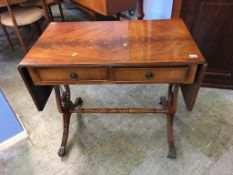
[180,0,233,89]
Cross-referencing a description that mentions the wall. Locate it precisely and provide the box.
[143,0,173,20]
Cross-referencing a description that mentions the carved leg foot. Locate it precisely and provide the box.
[167,113,176,159]
[159,96,168,107]
[58,147,65,157]
[58,112,71,157]
[69,97,83,110]
[74,97,83,107]
[167,147,176,159]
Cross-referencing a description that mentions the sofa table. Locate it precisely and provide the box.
[18,19,207,159]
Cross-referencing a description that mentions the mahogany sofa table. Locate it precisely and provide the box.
[18,19,207,159]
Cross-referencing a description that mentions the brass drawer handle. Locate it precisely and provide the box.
[70,72,78,80]
[145,72,153,79]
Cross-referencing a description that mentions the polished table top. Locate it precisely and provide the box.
[20,19,205,67]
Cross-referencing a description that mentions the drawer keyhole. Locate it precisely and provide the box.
[145,72,153,79]
[70,72,78,80]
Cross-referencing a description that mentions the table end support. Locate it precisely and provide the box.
[159,84,179,159]
[167,113,176,159]
[55,85,83,157]
[57,112,71,157]
[55,84,179,158]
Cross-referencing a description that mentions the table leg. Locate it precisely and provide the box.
[116,13,121,20]
[167,113,176,158]
[137,0,144,20]
[58,0,65,21]
[160,84,179,159]
[48,6,54,21]
[58,111,71,157]
[55,85,82,157]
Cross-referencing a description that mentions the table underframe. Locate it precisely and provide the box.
[54,84,179,159]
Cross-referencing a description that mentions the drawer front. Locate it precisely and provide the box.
[113,66,196,83]
[28,67,108,85]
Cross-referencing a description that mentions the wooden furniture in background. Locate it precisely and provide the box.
[180,0,233,89]
[172,0,182,18]
[18,20,207,159]
[137,0,144,19]
[46,0,64,21]
[65,0,136,20]
[0,0,49,52]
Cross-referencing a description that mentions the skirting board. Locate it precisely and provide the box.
[0,114,28,152]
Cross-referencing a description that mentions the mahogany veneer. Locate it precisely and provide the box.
[19,20,205,66]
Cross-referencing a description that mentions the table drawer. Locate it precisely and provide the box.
[28,67,108,85]
[113,66,197,83]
